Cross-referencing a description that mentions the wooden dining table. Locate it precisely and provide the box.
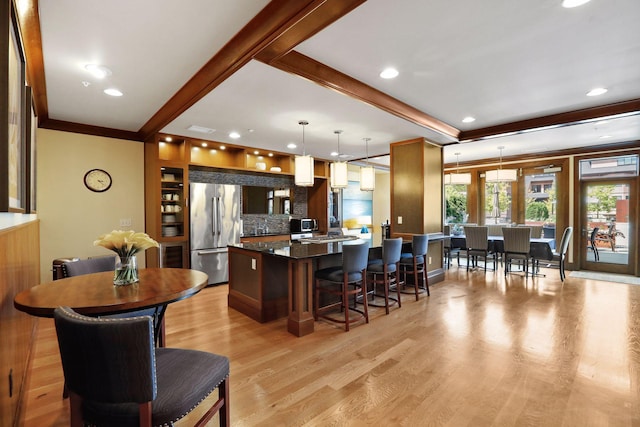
[14,268,209,345]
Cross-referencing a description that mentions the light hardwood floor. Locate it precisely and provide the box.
[19,266,640,426]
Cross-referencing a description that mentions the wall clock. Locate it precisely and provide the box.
[83,168,112,192]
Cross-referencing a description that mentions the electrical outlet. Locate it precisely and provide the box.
[398,216,403,225]
[251,259,256,270]
[119,218,132,227]
[428,256,432,264]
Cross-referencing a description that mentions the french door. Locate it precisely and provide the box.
[580,180,635,274]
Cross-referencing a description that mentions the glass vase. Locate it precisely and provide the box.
[114,255,139,285]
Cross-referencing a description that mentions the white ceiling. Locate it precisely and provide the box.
[36,0,640,165]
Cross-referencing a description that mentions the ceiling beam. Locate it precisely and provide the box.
[15,0,48,123]
[138,0,331,141]
[40,119,142,142]
[264,50,460,140]
[459,99,640,142]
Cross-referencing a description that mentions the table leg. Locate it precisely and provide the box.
[287,259,315,337]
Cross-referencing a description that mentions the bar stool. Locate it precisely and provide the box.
[366,237,403,314]
[399,234,429,300]
[314,242,370,331]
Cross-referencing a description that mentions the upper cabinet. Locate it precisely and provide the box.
[153,133,327,177]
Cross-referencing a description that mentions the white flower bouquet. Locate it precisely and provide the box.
[94,230,159,285]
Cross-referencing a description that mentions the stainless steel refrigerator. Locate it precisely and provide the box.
[190,183,241,285]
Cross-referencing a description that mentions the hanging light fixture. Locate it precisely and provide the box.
[330,130,348,189]
[444,152,472,185]
[485,146,517,182]
[360,137,375,191]
[294,120,314,187]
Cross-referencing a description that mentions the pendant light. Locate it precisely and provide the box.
[485,146,517,182]
[330,130,348,189]
[294,120,314,187]
[360,137,375,191]
[444,152,472,185]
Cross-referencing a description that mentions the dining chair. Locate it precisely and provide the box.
[53,306,230,427]
[443,226,461,269]
[587,227,600,262]
[553,226,573,281]
[464,226,496,272]
[399,234,429,299]
[314,242,370,331]
[503,227,532,277]
[62,258,165,346]
[366,237,402,314]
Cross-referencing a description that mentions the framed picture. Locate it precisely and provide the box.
[2,2,27,212]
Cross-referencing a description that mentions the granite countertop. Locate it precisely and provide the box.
[241,232,290,238]
[229,238,373,260]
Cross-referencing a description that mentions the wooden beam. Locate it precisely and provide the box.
[265,51,460,139]
[40,119,142,141]
[15,0,48,122]
[138,0,326,141]
[256,0,366,62]
[459,99,640,142]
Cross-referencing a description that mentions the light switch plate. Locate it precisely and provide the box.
[398,216,403,225]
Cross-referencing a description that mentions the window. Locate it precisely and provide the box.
[580,154,638,180]
[445,184,468,224]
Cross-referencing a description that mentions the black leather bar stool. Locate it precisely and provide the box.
[314,242,370,331]
[366,237,403,314]
[399,234,429,300]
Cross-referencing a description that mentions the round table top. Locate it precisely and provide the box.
[14,268,209,318]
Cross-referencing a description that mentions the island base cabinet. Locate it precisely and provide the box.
[228,248,288,323]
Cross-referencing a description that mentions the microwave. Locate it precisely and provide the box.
[290,218,318,233]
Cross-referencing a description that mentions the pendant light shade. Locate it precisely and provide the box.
[360,138,375,191]
[330,130,348,189]
[294,120,314,187]
[444,173,472,185]
[445,152,472,185]
[486,146,517,183]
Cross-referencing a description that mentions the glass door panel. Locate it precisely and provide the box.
[524,172,557,240]
[581,181,633,274]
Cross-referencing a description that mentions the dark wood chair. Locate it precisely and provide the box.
[399,234,429,300]
[503,227,532,277]
[367,237,403,314]
[53,306,230,427]
[314,242,370,331]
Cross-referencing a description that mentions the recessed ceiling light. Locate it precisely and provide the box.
[587,87,607,96]
[562,0,591,8]
[229,131,241,139]
[103,88,122,97]
[201,142,208,147]
[165,137,172,142]
[599,135,612,139]
[81,81,91,87]
[380,67,399,79]
[210,149,217,153]
[330,151,339,157]
[84,64,112,79]
[219,145,226,150]
[287,143,297,150]
[268,153,274,157]
[462,116,476,123]
[254,150,259,155]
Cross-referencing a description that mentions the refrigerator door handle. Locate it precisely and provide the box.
[215,196,222,244]
[211,197,217,238]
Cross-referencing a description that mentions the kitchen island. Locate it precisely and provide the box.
[228,237,377,337]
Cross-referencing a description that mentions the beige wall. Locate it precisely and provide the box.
[373,171,390,235]
[36,129,145,281]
